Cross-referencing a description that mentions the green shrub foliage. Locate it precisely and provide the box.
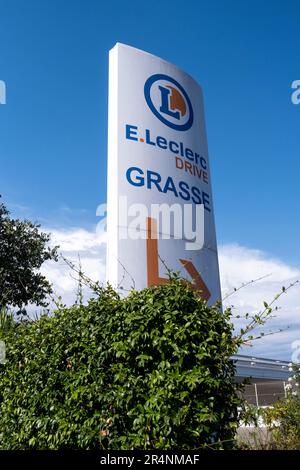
[255,366,300,450]
[0,199,57,309]
[0,280,242,449]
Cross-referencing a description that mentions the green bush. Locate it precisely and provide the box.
[258,367,300,450]
[0,198,58,310]
[0,279,242,449]
[237,365,300,450]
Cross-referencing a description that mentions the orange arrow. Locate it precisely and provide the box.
[179,259,211,301]
[146,217,211,301]
[146,217,169,287]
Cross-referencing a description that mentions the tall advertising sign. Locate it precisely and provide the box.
[106,43,221,304]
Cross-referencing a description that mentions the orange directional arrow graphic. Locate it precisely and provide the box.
[179,259,211,301]
[146,217,211,301]
[146,217,169,287]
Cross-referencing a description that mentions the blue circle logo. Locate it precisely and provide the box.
[144,74,193,131]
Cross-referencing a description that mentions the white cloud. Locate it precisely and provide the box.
[40,226,107,308]
[41,229,300,360]
[219,244,300,360]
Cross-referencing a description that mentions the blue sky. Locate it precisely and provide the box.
[1,0,299,264]
[1,0,300,360]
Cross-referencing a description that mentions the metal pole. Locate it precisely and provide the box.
[254,383,259,407]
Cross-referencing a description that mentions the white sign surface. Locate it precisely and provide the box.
[106,43,221,304]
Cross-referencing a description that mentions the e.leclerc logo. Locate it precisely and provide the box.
[144,74,193,131]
